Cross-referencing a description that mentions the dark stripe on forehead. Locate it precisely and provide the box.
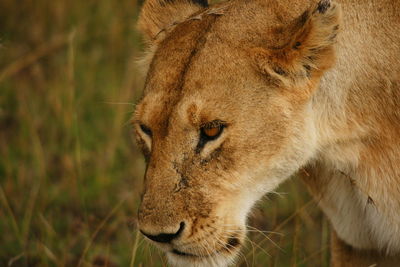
[144,15,217,137]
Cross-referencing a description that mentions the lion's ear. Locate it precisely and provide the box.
[138,0,208,44]
[254,0,341,87]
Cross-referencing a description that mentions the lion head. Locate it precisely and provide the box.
[133,0,340,265]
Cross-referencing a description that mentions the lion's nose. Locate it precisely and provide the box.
[140,222,185,243]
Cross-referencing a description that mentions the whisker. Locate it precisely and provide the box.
[243,234,271,258]
[225,228,284,236]
[221,232,271,259]
[243,227,285,252]
[202,238,218,267]
[246,225,284,236]
[214,234,250,267]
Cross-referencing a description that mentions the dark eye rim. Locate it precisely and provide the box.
[139,124,153,137]
[196,120,227,153]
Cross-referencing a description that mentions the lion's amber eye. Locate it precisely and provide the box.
[202,126,221,138]
[200,120,226,141]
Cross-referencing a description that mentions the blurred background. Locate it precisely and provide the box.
[0,0,329,266]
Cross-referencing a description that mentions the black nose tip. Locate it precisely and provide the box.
[140,222,185,243]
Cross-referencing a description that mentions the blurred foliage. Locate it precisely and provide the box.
[0,0,329,266]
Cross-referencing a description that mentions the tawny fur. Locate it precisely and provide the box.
[133,0,400,266]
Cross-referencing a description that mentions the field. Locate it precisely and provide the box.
[0,0,330,266]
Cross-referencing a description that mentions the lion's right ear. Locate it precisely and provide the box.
[252,0,341,89]
[138,0,208,44]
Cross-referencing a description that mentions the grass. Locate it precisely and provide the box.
[0,0,329,266]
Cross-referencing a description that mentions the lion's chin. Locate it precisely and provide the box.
[165,249,239,267]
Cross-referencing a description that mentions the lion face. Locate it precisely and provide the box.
[134,0,340,265]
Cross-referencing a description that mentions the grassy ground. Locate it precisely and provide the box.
[0,0,329,266]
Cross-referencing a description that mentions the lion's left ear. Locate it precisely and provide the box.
[138,0,208,44]
[254,0,341,87]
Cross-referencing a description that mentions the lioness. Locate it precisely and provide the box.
[133,0,400,265]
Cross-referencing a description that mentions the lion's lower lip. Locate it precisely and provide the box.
[171,248,221,258]
[170,236,242,258]
[171,249,198,257]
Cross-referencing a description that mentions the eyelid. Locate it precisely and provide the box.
[200,119,227,130]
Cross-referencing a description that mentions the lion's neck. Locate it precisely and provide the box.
[306,1,400,253]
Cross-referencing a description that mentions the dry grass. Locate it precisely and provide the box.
[0,0,329,266]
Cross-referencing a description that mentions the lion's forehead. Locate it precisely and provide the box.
[144,15,217,94]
